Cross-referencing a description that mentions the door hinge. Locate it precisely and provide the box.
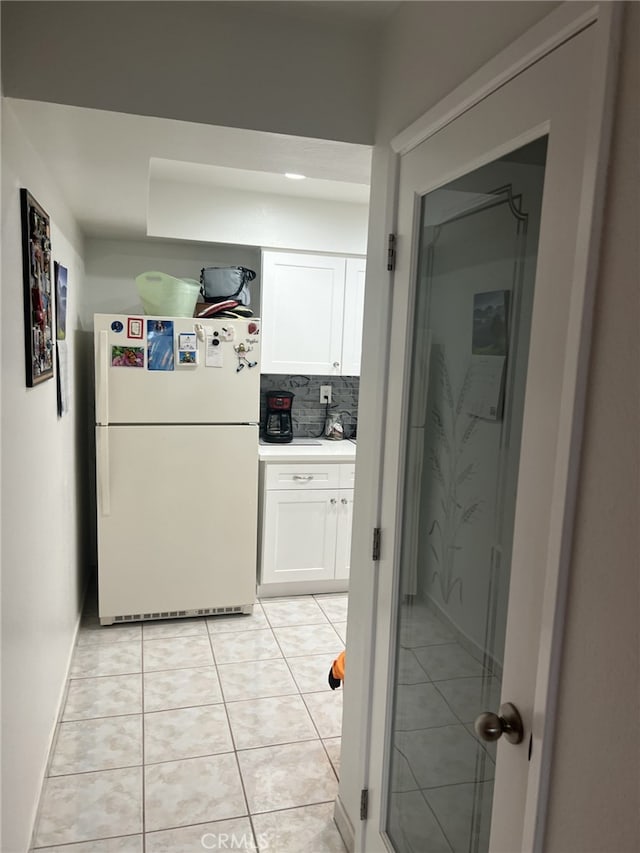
[386,233,396,271]
[360,787,369,821]
[372,527,381,561]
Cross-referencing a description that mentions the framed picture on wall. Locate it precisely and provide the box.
[20,189,54,386]
[54,261,68,341]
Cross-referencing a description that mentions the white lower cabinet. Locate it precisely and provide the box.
[260,462,354,592]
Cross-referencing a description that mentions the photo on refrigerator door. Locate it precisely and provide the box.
[147,319,175,371]
[111,346,144,368]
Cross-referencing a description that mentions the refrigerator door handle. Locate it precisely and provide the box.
[96,330,110,425]
[97,429,111,516]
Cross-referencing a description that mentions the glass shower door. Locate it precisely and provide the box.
[385,138,548,853]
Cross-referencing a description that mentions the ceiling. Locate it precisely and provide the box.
[7,97,373,241]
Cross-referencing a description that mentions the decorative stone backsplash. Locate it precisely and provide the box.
[260,375,359,439]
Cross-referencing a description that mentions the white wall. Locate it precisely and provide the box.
[1,100,86,853]
[1,1,377,145]
[543,6,639,849]
[81,237,262,330]
[148,180,369,256]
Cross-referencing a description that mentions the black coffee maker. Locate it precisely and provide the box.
[263,391,294,443]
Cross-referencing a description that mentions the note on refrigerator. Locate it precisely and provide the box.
[206,333,224,367]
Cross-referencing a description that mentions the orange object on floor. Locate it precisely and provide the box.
[328,650,346,689]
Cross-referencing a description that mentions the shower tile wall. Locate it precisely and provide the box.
[260,375,359,439]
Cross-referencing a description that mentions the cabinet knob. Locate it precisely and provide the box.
[333,361,340,368]
[330,498,337,505]
[341,498,348,504]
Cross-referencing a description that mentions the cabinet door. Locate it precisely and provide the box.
[334,489,354,580]
[340,257,366,376]
[261,489,338,584]
[261,252,346,374]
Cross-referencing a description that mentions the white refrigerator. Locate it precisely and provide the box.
[94,313,261,625]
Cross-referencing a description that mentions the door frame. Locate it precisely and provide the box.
[337,3,621,851]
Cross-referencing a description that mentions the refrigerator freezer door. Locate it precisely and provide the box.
[96,424,258,621]
[94,314,260,425]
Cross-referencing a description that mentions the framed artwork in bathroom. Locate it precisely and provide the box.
[20,189,54,387]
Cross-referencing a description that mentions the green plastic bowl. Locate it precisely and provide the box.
[135,271,200,317]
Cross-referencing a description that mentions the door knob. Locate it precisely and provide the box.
[474,702,524,744]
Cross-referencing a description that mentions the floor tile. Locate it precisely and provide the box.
[237,740,337,814]
[62,674,142,721]
[413,642,488,680]
[303,691,343,739]
[33,836,143,853]
[323,738,341,778]
[287,653,336,694]
[210,628,282,664]
[144,705,233,763]
[399,607,456,648]
[332,621,348,643]
[433,676,502,724]
[49,715,142,775]
[146,817,255,853]
[142,617,208,640]
[217,658,298,702]
[395,682,459,730]
[251,802,346,853]
[388,743,420,793]
[262,596,329,627]
[314,595,349,623]
[207,606,269,635]
[70,643,142,678]
[397,648,430,685]
[143,666,222,712]
[76,622,142,647]
[400,725,494,789]
[142,636,213,672]
[424,780,494,853]
[33,767,142,848]
[273,623,344,658]
[144,754,246,832]
[386,790,453,853]
[226,694,317,750]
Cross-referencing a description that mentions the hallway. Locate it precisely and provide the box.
[30,594,348,852]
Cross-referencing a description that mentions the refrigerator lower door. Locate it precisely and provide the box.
[96,424,258,623]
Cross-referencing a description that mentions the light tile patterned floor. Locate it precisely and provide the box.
[31,594,347,853]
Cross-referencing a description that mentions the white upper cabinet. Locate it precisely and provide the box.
[341,257,366,376]
[261,251,365,375]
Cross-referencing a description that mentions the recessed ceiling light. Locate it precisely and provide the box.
[284,172,306,180]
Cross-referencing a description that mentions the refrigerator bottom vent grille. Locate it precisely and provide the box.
[113,606,244,623]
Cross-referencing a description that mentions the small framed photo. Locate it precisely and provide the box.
[128,317,143,339]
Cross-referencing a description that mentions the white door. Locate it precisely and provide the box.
[96,424,258,621]
[261,489,338,584]
[94,315,260,425]
[334,490,354,581]
[260,252,346,374]
[362,12,617,853]
[341,258,366,376]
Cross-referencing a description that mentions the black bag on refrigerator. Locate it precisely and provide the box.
[199,266,256,305]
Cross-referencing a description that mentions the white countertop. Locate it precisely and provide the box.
[259,438,356,463]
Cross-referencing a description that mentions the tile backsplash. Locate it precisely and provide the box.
[260,375,359,439]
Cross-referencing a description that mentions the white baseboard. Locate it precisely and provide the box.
[334,794,355,853]
[258,579,348,598]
